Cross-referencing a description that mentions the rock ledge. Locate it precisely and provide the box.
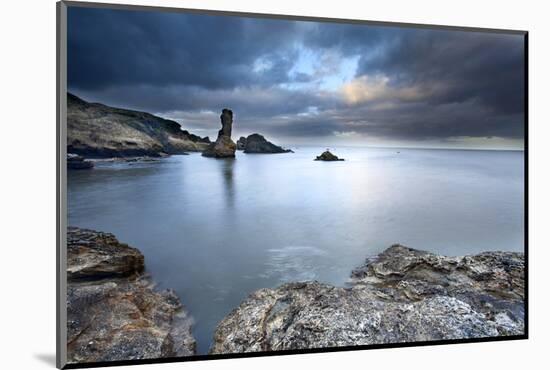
[67,227,196,363]
[210,244,524,354]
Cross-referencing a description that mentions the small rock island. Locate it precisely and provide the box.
[315,150,344,161]
[202,109,237,158]
[240,133,293,154]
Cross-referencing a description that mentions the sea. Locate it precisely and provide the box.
[67,146,525,353]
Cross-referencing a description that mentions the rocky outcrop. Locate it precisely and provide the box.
[236,137,247,150]
[242,134,293,154]
[210,245,524,354]
[67,227,196,364]
[315,150,344,161]
[202,109,237,158]
[67,153,94,170]
[67,93,210,158]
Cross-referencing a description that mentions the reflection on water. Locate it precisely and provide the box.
[68,147,524,353]
[219,159,235,209]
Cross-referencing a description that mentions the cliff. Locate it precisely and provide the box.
[67,93,210,158]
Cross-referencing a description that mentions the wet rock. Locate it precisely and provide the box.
[210,245,524,354]
[243,134,293,154]
[315,150,344,161]
[236,137,247,150]
[202,109,237,158]
[67,153,94,170]
[67,227,196,364]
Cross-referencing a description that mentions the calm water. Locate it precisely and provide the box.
[67,147,525,354]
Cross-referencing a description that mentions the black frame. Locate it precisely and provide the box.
[56,1,529,368]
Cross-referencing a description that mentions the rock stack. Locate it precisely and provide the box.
[202,109,237,158]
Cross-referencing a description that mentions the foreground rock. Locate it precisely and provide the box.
[315,150,344,161]
[68,93,210,158]
[67,227,196,363]
[210,245,524,354]
[242,134,293,154]
[202,109,237,158]
[67,153,94,170]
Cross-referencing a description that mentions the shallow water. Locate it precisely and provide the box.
[67,146,524,354]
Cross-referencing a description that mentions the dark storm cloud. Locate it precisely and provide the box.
[68,7,306,90]
[68,6,525,148]
[356,28,525,115]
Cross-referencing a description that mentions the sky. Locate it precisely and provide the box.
[67,6,526,149]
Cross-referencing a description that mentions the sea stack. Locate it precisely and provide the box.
[202,109,237,158]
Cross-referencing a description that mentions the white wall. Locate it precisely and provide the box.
[1,0,547,369]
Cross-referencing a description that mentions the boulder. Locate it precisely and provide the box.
[243,133,293,154]
[66,227,196,364]
[202,109,237,158]
[210,245,524,354]
[315,150,344,161]
[67,227,144,280]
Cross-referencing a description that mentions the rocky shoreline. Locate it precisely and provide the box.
[66,228,524,360]
[210,244,524,354]
[66,227,196,363]
[68,95,299,161]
